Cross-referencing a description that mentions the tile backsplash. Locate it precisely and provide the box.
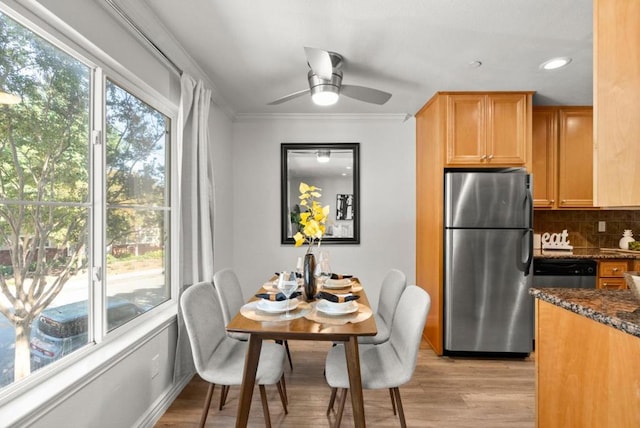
[534,210,640,249]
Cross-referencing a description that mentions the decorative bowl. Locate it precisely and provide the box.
[623,271,640,301]
[257,296,289,311]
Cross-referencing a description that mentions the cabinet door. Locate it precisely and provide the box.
[594,0,640,206]
[486,93,529,165]
[558,108,593,207]
[532,108,557,207]
[445,94,485,164]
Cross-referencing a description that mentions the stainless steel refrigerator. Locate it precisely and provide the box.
[444,170,533,354]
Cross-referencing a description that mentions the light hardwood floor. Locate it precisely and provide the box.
[155,341,535,427]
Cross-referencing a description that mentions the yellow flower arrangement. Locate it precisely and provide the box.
[293,182,330,252]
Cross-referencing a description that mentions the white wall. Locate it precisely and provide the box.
[211,104,235,271]
[232,115,416,310]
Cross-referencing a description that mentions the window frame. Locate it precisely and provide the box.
[0,0,180,412]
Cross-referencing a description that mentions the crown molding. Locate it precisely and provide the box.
[233,113,412,123]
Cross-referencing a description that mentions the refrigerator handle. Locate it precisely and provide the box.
[523,229,534,276]
[524,176,534,227]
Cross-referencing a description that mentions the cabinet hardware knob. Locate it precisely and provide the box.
[550,200,555,203]
[488,154,494,160]
[480,154,487,161]
[612,268,618,272]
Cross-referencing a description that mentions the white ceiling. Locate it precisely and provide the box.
[141,0,593,117]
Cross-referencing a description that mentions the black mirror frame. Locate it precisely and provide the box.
[281,142,360,245]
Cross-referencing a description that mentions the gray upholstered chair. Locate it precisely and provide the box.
[325,285,431,428]
[358,268,407,345]
[213,268,293,369]
[180,281,288,428]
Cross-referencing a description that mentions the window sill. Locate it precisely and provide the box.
[0,301,178,427]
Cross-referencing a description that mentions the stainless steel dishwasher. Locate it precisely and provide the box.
[532,259,597,288]
[531,258,597,344]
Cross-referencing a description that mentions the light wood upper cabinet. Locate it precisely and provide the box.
[445,92,532,167]
[532,107,593,209]
[558,108,593,208]
[532,108,557,207]
[594,0,640,207]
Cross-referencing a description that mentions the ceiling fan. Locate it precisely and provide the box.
[268,47,392,106]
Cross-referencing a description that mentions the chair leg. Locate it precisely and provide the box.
[392,387,406,428]
[327,387,338,415]
[219,384,230,410]
[259,384,272,428]
[280,373,288,405]
[199,383,215,428]
[284,340,294,370]
[389,388,397,415]
[334,388,348,428]
[276,376,288,414]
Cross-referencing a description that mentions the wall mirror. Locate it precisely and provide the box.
[281,142,360,245]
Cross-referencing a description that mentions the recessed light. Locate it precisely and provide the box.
[540,57,572,70]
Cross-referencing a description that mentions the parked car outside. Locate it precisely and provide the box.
[30,297,143,370]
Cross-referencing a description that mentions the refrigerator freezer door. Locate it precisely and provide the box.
[445,171,532,229]
[444,228,533,353]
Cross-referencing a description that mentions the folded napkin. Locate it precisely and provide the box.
[255,291,301,301]
[330,273,353,279]
[315,291,360,303]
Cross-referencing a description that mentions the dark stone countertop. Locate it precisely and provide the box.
[530,288,640,338]
[534,248,640,259]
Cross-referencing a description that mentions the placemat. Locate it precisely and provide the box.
[304,302,373,325]
[240,299,311,322]
[262,279,362,293]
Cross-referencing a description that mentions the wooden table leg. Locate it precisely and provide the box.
[344,335,366,427]
[235,335,263,428]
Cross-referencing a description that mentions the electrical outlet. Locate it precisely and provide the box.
[151,354,160,379]
[598,221,606,232]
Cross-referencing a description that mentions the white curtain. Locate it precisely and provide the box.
[173,73,214,383]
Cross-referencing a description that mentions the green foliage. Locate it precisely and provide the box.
[0,12,170,383]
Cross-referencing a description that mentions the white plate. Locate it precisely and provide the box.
[316,300,359,315]
[323,279,353,289]
[256,299,299,313]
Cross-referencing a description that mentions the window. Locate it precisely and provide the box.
[0,10,172,390]
[105,79,170,330]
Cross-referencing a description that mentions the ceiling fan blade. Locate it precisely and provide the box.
[267,88,310,105]
[304,47,333,80]
[341,85,392,105]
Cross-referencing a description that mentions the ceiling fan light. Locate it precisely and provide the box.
[316,150,331,163]
[311,89,339,106]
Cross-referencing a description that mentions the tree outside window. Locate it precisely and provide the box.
[0,12,171,389]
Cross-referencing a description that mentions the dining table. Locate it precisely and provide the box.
[226,277,377,427]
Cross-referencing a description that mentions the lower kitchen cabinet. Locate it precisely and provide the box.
[535,299,640,427]
[598,259,630,290]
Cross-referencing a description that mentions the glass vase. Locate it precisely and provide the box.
[303,252,317,301]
